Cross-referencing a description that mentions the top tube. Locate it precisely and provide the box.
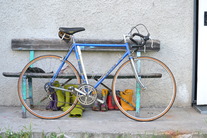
[71,34,130,48]
[74,43,129,48]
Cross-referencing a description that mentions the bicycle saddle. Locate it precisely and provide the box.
[59,27,85,35]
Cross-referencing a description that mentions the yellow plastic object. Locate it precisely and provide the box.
[120,89,135,111]
[53,81,65,107]
[61,84,84,117]
[61,84,78,110]
[62,104,84,118]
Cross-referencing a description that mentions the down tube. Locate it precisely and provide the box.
[94,51,129,89]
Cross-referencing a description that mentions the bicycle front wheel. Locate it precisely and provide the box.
[18,55,81,119]
[112,56,176,121]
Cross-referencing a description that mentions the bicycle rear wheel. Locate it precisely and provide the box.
[112,56,176,121]
[18,55,81,119]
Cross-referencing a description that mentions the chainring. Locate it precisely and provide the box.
[77,84,97,105]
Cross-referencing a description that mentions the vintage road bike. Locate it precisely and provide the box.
[18,24,176,121]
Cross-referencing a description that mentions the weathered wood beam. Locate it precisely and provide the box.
[3,72,162,78]
[12,38,160,52]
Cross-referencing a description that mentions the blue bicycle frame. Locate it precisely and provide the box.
[49,36,145,90]
[50,42,129,85]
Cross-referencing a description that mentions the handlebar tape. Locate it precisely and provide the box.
[130,33,150,47]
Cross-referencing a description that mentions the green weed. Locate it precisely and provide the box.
[0,124,32,138]
[0,124,65,138]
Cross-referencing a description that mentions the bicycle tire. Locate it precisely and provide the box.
[112,56,176,121]
[18,55,81,119]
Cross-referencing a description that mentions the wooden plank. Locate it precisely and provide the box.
[11,38,160,52]
[3,72,162,79]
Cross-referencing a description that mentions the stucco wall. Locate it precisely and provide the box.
[0,0,193,107]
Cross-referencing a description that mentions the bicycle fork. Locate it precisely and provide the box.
[130,57,146,89]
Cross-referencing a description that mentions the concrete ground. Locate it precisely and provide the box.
[0,106,207,138]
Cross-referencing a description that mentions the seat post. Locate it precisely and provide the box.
[71,35,76,44]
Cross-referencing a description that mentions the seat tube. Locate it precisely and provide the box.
[76,46,89,84]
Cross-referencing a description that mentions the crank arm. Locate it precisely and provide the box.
[51,86,104,103]
[96,98,104,104]
[50,86,75,93]
[50,86,87,96]
[74,88,87,95]
[75,88,104,103]
[76,90,104,104]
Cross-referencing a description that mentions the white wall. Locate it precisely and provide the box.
[197,0,207,105]
[0,0,194,107]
